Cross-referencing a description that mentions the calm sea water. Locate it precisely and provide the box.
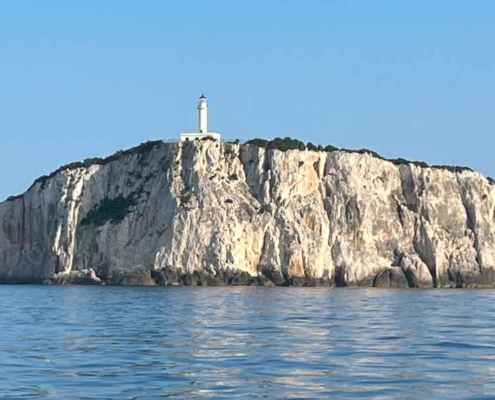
[1,286,495,399]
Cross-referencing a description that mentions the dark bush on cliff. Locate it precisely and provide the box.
[80,195,137,226]
[267,137,306,151]
[245,138,269,148]
[388,158,429,168]
[246,137,312,152]
[431,165,474,173]
[306,142,319,151]
[5,194,24,202]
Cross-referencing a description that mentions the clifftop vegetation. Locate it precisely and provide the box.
[244,136,478,176]
[2,136,492,204]
[30,140,164,191]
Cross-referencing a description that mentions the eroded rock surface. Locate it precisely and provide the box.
[1,139,494,287]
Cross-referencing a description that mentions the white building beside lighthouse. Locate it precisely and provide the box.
[180,95,221,142]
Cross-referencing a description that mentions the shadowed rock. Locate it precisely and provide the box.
[373,268,409,289]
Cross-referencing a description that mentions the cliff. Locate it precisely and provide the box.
[1,138,494,288]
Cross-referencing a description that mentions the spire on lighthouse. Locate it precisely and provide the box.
[180,95,221,142]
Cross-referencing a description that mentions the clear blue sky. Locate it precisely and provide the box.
[1,1,494,200]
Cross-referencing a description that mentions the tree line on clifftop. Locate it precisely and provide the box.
[244,136,479,175]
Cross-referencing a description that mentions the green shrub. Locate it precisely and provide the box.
[306,142,318,151]
[246,137,337,153]
[80,195,137,226]
[324,144,339,152]
[245,138,269,147]
[245,137,306,151]
[5,194,24,202]
[348,148,387,161]
[431,165,473,173]
[267,137,306,151]
[389,158,429,168]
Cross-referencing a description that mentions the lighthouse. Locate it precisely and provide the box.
[180,95,221,142]
[198,94,208,134]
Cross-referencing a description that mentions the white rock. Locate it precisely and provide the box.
[0,140,494,287]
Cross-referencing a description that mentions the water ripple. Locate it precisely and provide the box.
[1,286,495,399]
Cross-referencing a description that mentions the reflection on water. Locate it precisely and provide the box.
[1,286,495,398]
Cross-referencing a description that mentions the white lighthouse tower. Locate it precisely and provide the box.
[198,94,208,134]
[180,95,221,142]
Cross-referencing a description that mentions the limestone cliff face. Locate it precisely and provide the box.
[1,139,494,287]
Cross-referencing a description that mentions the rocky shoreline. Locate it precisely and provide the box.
[4,265,491,288]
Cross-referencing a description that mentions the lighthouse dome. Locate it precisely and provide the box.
[197,95,208,109]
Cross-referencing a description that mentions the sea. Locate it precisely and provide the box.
[1,286,495,399]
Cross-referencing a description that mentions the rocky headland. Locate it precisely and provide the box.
[1,137,494,288]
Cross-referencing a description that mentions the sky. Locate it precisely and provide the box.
[0,1,494,200]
